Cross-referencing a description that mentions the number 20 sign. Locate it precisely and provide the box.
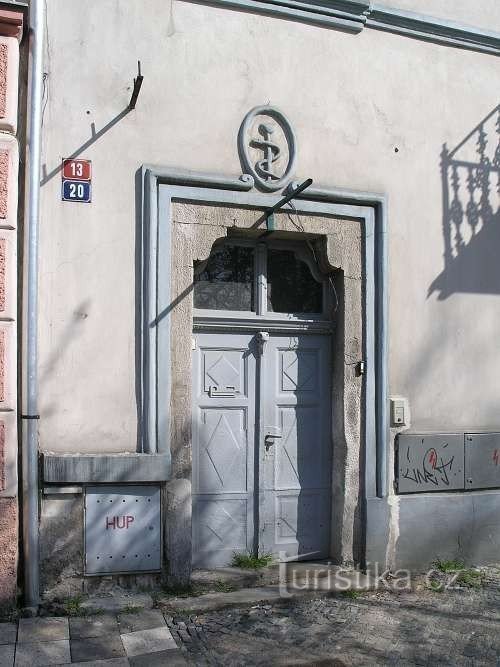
[62,158,92,203]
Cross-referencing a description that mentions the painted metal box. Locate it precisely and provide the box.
[397,434,464,493]
[465,433,500,490]
[84,485,161,574]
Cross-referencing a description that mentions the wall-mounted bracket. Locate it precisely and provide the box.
[264,178,313,230]
[129,61,144,110]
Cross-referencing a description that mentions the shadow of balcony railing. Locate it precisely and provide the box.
[429,105,500,300]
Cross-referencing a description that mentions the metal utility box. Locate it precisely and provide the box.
[397,434,464,493]
[465,432,500,490]
[84,485,161,575]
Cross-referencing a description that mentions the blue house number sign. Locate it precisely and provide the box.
[62,180,91,203]
[61,158,92,203]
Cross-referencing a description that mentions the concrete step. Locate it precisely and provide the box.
[160,571,373,614]
[192,561,350,590]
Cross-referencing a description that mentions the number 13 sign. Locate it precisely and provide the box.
[62,158,92,203]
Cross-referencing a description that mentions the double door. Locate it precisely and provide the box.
[192,331,332,568]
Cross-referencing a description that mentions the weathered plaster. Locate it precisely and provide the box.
[0,149,8,219]
[0,497,17,605]
[0,37,18,134]
[0,412,18,498]
[0,321,16,410]
[0,229,19,320]
[0,135,18,229]
[40,493,84,601]
[0,43,7,119]
[0,326,5,402]
[0,421,4,492]
[0,237,6,312]
[165,478,192,586]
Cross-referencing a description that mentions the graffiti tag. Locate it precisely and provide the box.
[401,446,455,487]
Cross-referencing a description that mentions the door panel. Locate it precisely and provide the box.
[192,333,256,568]
[192,498,249,568]
[274,490,330,554]
[276,405,326,490]
[197,408,248,494]
[192,331,332,567]
[260,335,332,560]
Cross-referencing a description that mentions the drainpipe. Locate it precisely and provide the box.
[22,0,44,609]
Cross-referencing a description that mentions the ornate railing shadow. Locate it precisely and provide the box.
[429,105,500,300]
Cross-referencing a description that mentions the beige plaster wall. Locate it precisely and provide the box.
[38,0,500,454]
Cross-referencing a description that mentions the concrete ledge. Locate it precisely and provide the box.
[192,1,500,55]
[367,5,500,56]
[42,453,170,483]
[193,0,368,34]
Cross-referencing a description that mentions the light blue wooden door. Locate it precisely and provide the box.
[260,335,332,560]
[192,332,332,567]
[192,333,256,568]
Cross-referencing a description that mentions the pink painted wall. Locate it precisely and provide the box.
[0,149,9,219]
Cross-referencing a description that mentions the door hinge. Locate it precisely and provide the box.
[256,331,269,355]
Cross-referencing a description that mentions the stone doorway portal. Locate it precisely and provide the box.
[191,240,333,568]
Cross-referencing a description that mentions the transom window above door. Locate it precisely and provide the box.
[194,240,330,320]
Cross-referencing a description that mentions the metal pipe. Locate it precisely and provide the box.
[22,0,45,608]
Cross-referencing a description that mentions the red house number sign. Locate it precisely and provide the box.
[62,159,91,180]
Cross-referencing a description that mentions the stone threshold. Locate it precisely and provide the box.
[162,563,373,614]
[43,563,373,617]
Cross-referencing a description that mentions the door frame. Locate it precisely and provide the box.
[139,165,389,570]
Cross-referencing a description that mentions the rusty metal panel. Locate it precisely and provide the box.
[397,434,464,493]
[85,485,161,574]
[465,433,500,490]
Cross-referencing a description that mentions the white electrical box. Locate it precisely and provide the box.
[390,397,408,427]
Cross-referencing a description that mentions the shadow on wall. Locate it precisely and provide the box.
[429,105,500,300]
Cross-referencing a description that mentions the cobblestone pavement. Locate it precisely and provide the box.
[2,570,500,665]
[165,572,500,666]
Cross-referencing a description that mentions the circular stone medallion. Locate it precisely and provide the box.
[238,106,297,192]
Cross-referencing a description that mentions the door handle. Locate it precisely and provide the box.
[264,432,282,451]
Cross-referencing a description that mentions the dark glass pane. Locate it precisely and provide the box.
[267,249,323,314]
[194,245,255,311]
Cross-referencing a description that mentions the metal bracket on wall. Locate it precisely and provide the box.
[129,61,144,110]
[264,178,313,230]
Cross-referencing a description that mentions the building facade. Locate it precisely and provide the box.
[1,0,500,606]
